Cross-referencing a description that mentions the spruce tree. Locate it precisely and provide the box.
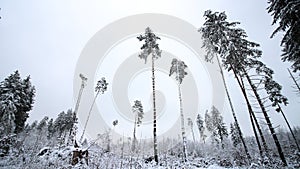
[230,122,241,147]
[0,71,35,135]
[205,106,228,148]
[196,113,206,143]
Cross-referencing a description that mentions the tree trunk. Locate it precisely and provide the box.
[277,104,300,152]
[218,125,225,149]
[80,91,100,143]
[120,134,125,169]
[249,109,263,157]
[68,81,85,145]
[132,113,137,152]
[175,61,188,162]
[287,68,300,93]
[243,69,287,166]
[216,56,251,159]
[151,55,159,164]
[239,74,269,156]
[178,83,188,162]
[231,65,268,157]
[191,126,196,143]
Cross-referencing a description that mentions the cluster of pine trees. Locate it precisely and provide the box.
[0,1,299,168]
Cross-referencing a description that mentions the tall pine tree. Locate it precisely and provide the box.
[200,10,287,165]
[137,27,162,164]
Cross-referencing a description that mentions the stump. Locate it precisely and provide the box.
[71,149,88,165]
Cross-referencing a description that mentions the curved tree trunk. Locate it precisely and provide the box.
[216,56,251,160]
[243,69,287,166]
[151,55,159,164]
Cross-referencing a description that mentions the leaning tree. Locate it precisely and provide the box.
[80,77,108,143]
[199,10,287,165]
[68,73,88,145]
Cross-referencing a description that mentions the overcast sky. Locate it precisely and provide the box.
[1,0,299,139]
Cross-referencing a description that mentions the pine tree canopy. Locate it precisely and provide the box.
[132,100,144,126]
[268,0,300,73]
[169,58,188,84]
[137,27,162,63]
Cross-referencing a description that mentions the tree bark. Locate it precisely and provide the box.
[175,61,188,162]
[239,74,269,156]
[80,91,100,143]
[287,68,300,93]
[132,113,137,152]
[191,125,196,143]
[68,80,86,145]
[249,109,263,157]
[151,55,159,164]
[178,82,188,162]
[277,104,300,152]
[216,56,251,159]
[231,64,268,157]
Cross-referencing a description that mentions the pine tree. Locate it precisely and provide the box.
[47,118,54,139]
[53,109,74,145]
[262,74,300,151]
[205,106,228,148]
[199,11,251,160]
[230,122,241,147]
[68,73,88,145]
[0,71,35,135]
[137,27,162,164]
[80,77,108,142]
[267,0,300,73]
[131,100,144,152]
[196,113,206,143]
[169,58,188,162]
[37,116,49,132]
[199,10,287,165]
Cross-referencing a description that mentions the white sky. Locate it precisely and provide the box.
[0,0,299,139]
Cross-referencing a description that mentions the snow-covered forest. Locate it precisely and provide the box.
[1,0,300,168]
